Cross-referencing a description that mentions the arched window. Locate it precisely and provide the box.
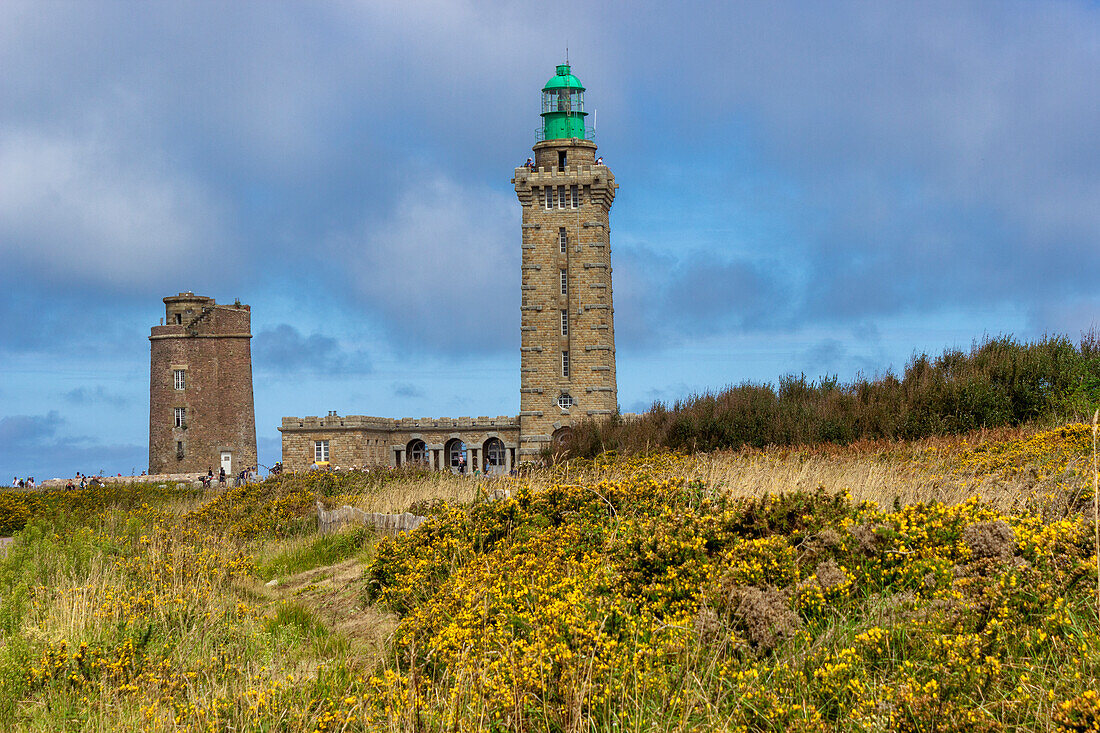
[483,438,506,473]
[406,439,427,465]
[445,438,466,472]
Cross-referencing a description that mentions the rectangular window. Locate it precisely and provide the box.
[173,369,186,390]
[544,187,553,209]
[176,440,184,459]
[173,407,186,428]
[561,309,569,336]
[314,440,329,463]
[560,269,568,295]
[557,185,565,209]
[561,351,570,378]
[559,227,567,253]
[571,185,579,208]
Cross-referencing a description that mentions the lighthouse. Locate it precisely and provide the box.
[512,63,618,456]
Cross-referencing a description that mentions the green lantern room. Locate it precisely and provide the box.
[540,64,589,141]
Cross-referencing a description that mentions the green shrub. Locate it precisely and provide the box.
[569,334,1100,456]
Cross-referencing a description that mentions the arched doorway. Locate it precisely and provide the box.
[551,427,573,452]
[406,439,427,466]
[445,438,466,473]
[483,437,506,475]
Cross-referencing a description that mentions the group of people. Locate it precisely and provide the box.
[523,155,605,169]
[200,465,259,488]
[12,472,102,490]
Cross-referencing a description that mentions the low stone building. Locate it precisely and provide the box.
[279,414,519,474]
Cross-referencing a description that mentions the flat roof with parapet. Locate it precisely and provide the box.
[279,414,519,431]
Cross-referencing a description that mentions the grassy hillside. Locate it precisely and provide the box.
[1,426,1100,730]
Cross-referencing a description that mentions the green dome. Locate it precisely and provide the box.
[542,64,585,91]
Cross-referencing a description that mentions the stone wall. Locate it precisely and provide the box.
[513,138,618,455]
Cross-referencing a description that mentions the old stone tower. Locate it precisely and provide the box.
[149,293,257,475]
[512,64,618,457]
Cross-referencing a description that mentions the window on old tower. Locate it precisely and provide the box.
[544,187,553,209]
[559,228,567,253]
[561,350,570,377]
[571,185,579,208]
[558,151,567,170]
[557,392,575,409]
[314,440,329,463]
[560,269,568,295]
[561,309,569,336]
[557,185,566,209]
[173,369,186,390]
[176,441,184,459]
[174,407,186,428]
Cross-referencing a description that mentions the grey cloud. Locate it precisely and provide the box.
[392,383,425,399]
[253,324,371,376]
[331,174,520,354]
[0,411,144,479]
[615,245,788,346]
[618,1,1100,328]
[63,387,128,408]
[4,0,1100,370]
[0,412,63,445]
[0,126,230,294]
[803,339,845,371]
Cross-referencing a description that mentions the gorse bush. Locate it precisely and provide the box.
[570,334,1100,456]
[365,451,1100,731]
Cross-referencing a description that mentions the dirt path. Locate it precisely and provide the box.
[262,558,397,661]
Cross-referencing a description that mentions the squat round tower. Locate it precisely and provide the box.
[148,293,257,476]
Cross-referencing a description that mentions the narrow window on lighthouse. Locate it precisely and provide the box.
[561,310,569,336]
[571,185,579,208]
[560,269,568,295]
[557,185,566,209]
[544,187,553,209]
[559,228,567,253]
[561,351,570,378]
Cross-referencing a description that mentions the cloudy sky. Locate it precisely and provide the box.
[3,0,1099,479]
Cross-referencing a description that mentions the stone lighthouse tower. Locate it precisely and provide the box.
[513,64,618,457]
[148,293,257,476]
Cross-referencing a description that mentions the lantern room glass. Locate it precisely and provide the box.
[542,89,584,115]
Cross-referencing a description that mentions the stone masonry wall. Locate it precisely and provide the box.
[513,138,618,455]
[280,415,520,473]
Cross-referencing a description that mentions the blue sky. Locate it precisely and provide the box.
[3,1,1100,479]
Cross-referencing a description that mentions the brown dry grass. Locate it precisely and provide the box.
[538,423,1085,512]
[331,424,1076,516]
